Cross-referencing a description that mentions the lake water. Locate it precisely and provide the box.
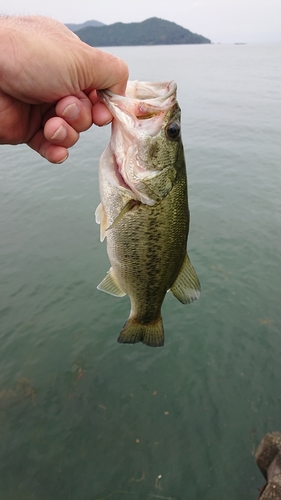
[0,43,280,500]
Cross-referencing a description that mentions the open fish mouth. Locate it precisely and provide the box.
[98,81,179,205]
[97,80,177,125]
[106,150,160,206]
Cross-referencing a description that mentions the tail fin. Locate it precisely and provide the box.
[118,317,164,347]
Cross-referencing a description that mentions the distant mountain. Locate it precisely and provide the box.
[73,17,211,46]
[66,20,105,32]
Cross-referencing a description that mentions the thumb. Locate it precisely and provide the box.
[79,44,129,96]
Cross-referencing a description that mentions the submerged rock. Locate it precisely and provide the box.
[256,432,281,500]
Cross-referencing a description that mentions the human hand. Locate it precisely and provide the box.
[0,16,128,163]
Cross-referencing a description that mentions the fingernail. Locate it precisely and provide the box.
[56,152,69,164]
[50,125,67,141]
[99,118,112,127]
[61,103,79,120]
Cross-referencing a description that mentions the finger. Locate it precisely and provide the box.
[88,89,113,126]
[92,101,113,127]
[55,92,93,132]
[44,117,79,148]
[44,144,69,164]
[28,128,69,163]
[83,48,129,96]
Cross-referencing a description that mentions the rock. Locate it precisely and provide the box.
[255,432,281,500]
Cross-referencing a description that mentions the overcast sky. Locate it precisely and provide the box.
[1,0,280,43]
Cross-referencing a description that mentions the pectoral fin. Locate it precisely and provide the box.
[95,203,107,242]
[170,254,201,304]
[106,199,140,232]
[97,267,126,297]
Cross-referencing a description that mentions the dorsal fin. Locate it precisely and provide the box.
[170,254,201,304]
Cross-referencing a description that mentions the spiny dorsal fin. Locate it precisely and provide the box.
[97,268,126,297]
[170,254,201,304]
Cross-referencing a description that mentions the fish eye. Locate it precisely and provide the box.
[166,121,181,140]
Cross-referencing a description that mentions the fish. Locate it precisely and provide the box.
[95,80,200,347]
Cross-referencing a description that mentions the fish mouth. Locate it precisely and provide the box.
[112,153,133,192]
[125,81,177,101]
[111,151,155,205]
[97,80,177,123]
[99,81,178,206]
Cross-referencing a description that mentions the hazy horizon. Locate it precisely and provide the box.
[1,0,281,44]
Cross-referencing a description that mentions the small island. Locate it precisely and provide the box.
[68,17,211,47]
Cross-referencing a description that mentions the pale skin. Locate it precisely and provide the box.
[0,16,129,163]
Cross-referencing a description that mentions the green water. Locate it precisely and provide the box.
[0,44,280,499]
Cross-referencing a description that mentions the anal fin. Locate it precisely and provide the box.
[97,268,126,297]
[170,254,201,304]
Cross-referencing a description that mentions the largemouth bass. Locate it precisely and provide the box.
[95,81,200,347]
